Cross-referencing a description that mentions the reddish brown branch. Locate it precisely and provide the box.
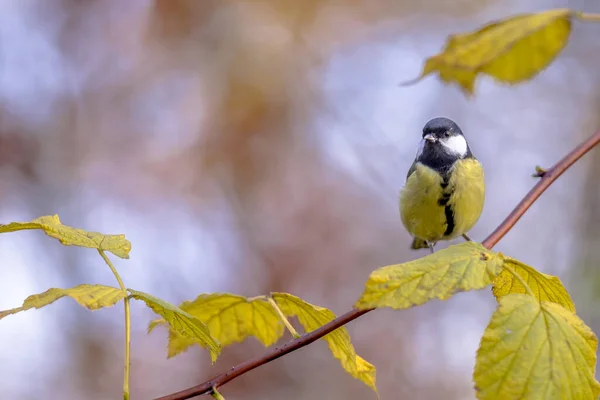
[156,130,600,400]
[156,308,372,400]
[482,130,600,248]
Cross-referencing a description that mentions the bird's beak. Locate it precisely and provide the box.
[424,134,436,143]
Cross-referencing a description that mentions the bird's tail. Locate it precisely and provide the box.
[410,237,430,250]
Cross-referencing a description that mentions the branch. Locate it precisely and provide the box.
[156,130,600,400]
[482,130,600,248]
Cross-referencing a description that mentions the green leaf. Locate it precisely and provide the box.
[493,258,575,312]
[272,293,377,394]
[406,9,574,94]
[474,294,600,400]
[129,289,220,362]
[0,284,126,320]
[148,293,284,358]
[355,242,503,310]
[0,214,131,259]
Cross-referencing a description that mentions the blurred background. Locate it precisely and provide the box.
[0,0,599,399]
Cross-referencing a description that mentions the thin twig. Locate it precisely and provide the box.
[156,130,600,400]
[155,309,372,400]
[99,249,131,400]
[482,130,600,249]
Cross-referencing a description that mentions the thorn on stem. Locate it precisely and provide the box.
[532,165,547,178]
[398,75,422,87]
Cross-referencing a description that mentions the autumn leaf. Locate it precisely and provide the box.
[405,8,574,94]
[272,293,377,394]
[129,289,220,362]
[474,294,600,399]
[148,293,284,358]
[355,242,503,310]
[0,214,131,259]
[493,258,575,312]
[0,284,126,320]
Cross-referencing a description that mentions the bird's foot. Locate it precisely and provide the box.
[428,242,435,254]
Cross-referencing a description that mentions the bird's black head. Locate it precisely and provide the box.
[416,117,473,173]
[422,117,464,140]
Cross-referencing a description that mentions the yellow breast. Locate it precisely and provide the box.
[399,159,485,243]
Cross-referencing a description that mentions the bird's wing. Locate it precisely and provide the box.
[406,160,418,180]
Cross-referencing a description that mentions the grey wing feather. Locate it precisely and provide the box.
[406,160,418,180]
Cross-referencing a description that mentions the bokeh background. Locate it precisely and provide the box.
[1,0,599,399]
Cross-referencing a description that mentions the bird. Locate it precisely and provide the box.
[399,117,485,253]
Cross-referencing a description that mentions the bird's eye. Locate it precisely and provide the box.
[444,131,451,137]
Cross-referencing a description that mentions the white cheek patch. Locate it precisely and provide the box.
[441,135,468,157]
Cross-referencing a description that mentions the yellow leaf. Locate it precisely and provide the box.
[437,67,477,95]
[355,242,503,310]
[272,293,377,394]
[0,284,126,320]
[474,294,600,400]
[414,9,573,94]
[148,293,284,358]
[0,214,131,259]
[493,258,575,312]
[129,289,220,362]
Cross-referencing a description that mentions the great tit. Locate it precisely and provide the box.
[399,117,485,253]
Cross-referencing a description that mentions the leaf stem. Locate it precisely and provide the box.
[576,12,600,22]
[266,296,301,339]
[210,388,225,400]
[99,249,131,400]
[501,262,535,298]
